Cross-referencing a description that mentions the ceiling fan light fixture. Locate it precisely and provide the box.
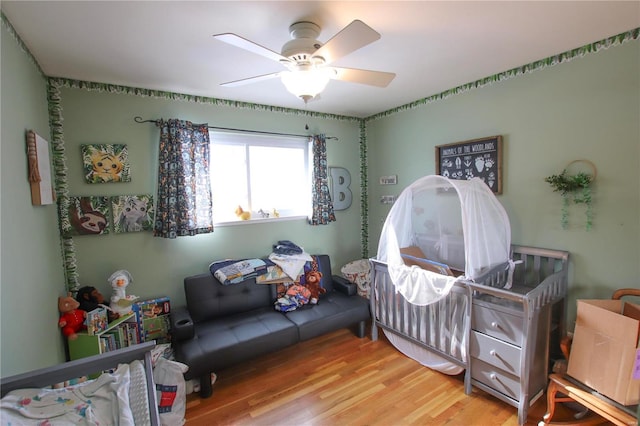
[280,67,333,103]
[215,19,393,101]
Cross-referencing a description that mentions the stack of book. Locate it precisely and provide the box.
[98,320,140,353]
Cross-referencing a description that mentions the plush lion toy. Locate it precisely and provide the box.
[304,270,326,304]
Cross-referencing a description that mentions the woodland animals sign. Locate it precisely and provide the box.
[435,135,503,194]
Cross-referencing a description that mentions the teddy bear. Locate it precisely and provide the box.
[58,293,86,340]
[304,270,325,304]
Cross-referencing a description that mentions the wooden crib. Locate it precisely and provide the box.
[370,245,569,425]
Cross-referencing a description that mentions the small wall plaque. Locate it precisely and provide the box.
[380,195,397,205]
[379,175,397,185]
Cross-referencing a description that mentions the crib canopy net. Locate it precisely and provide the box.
[376,175,511,306]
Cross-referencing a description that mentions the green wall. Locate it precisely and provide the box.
[366,40,640,325]
[1,20,66,376]
[56,87,363,308]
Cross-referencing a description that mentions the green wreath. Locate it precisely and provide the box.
[544,160,596,231]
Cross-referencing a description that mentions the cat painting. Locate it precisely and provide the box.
[81,144,131,183]
[112,195,154,233]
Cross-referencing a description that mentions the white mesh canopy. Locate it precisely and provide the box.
[377,175,511,305]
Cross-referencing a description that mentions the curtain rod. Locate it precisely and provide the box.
[133,117,337,140]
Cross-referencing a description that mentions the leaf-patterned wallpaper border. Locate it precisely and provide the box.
[365,28,639,122]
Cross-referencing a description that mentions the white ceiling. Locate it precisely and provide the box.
[2,1,639,118]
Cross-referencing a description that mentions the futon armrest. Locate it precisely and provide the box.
[170,307,195,342]
[332,275,358,296]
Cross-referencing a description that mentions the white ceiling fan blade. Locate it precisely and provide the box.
[213,33,291,64]
[331,67,395,87]
[220,72,282,87]
[312,20,381,65]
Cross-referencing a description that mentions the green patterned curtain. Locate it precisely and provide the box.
[154,119,213,238]
[308,134,336,225]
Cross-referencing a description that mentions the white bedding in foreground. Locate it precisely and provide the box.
[1,362,138,426]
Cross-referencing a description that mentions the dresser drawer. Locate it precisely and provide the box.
[470,330,521,376]
[472,304,523,346]
[471,358,520,401]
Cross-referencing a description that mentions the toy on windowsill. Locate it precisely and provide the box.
[108,270,139,317]
[58,293,86,340]
[235,205,251,220]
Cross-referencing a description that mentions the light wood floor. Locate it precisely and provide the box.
[184,326,568,426]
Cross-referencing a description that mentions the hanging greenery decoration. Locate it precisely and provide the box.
[544,160,596,231]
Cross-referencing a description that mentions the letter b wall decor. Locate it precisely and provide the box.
[329,167,352,211]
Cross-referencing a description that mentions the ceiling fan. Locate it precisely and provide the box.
[213,19,395,103]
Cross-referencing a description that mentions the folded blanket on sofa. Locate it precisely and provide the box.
[256,264,291,284]
[272,240,303,255]
[209,258,271,285]
[268,252,313,280]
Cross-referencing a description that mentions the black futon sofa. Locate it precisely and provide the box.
[170,254,370,397]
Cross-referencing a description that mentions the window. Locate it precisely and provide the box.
[209,132,310,223]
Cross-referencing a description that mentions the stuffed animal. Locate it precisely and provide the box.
[76,285,116,322]
[235,205,251,220]
[108,270,138,317]
[58,293,86,340]
[304,270,326,304]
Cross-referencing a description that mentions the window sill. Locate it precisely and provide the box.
[214,215,308,227]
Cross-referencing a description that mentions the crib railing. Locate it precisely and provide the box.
[370,245,569,425]
[370,259,473,394]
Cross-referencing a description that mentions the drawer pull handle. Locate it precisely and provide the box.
[489,350,497,357]
[491,321,501,329]
[489,373,497,380]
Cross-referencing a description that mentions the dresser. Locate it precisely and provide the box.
[467,246,569,425]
